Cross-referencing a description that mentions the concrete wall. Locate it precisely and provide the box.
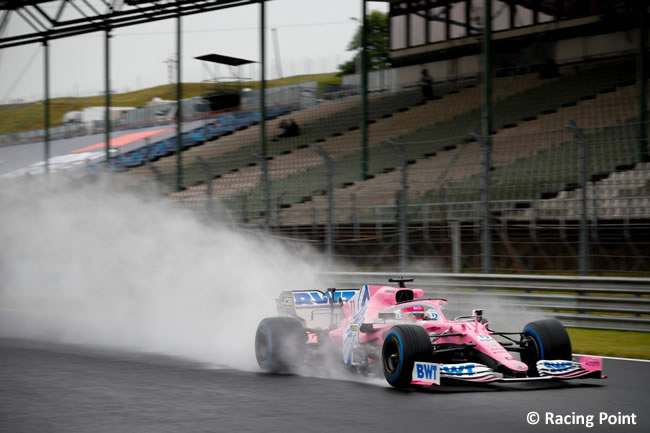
[554,30,639,63]
[342,55,479,91]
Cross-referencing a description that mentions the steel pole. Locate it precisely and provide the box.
[480,0,493,274]
[260,0,270,230]
[390,138,408,272]
[638,4,647,163]
[360,0,369,180]
[566,120,590,276]
[196,156,213,211]
[579,129,590,276]
[470,130,492,273]
[43,37,50,174]
[451,220,461,273]
[315,145,334,264]
[479,133,492,274]
[104,27,111,164]
[252,152,270,229]
[175,9,183,191]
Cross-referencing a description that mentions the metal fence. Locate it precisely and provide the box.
[74,57,650,276]
[162,117,650,275]
[240,81,318,110]
[323,272,650,332]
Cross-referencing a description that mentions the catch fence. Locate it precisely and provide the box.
[162,117,650,275]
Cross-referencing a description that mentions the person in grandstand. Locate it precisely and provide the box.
[278,118,300,138]
[419,68,434,100]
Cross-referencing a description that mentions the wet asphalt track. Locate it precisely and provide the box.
[1,339,648,433]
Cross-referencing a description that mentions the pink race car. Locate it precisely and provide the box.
[254,278,606,388]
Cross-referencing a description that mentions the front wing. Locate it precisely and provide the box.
[411,355,606,386]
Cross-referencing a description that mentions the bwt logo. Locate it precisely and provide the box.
[415,363,438,380]
[293,291,358,306]
[441,364,475,375]
[543,361,574,370]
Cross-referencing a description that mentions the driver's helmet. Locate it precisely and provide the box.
[401,305,427,320]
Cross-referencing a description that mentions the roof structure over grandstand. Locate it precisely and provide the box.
[0,0,49,8]
[385,0,644,67]
[0,0,268,49]
[195,53,256,67]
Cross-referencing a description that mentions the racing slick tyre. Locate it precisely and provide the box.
[521,319,572,377]
[255,317,307,373]
[381,325,432,389]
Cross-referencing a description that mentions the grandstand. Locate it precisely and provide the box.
[171,57,638,218]
[503,161,650,219]
[132,2,649,272]
[127,84,427,186]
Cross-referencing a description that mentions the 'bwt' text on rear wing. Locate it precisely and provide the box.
[276,289,359,324]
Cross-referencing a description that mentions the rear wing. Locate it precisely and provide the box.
[276,289,359,316]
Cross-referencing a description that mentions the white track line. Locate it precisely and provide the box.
[574,353,650,363]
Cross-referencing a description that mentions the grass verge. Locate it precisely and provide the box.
[567,328,650,360]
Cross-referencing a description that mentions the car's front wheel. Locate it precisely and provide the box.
[521,319,572,376]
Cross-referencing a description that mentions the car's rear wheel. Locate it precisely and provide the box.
[521,319,572,377]
[255,317,306,373]
[381,325,432,388]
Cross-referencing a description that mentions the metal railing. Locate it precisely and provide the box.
[323,272,650,332]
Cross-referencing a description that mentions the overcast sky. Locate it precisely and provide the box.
[0,0,388,103]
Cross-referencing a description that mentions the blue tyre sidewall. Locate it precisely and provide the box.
[523,327,545,359]
[384,330,405,384]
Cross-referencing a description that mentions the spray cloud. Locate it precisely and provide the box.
[0,174,326,370]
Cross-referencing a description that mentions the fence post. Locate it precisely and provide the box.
[470,130,492,273]
[174,10,183,191]
[196,156,213,213]
[43,37,50,174]
[566,120,590,276]
[352,193,360,240]
[253,152,271,231]
[314,145,334,264]
[145,161,164,196]
[450,220,461,273]
[637,3,648,163]
[104,26,112,166]
[390,137,408,272]
[480,0,493,274]
[360,0,369,181]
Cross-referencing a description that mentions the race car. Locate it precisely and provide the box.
[254,278,606,388]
